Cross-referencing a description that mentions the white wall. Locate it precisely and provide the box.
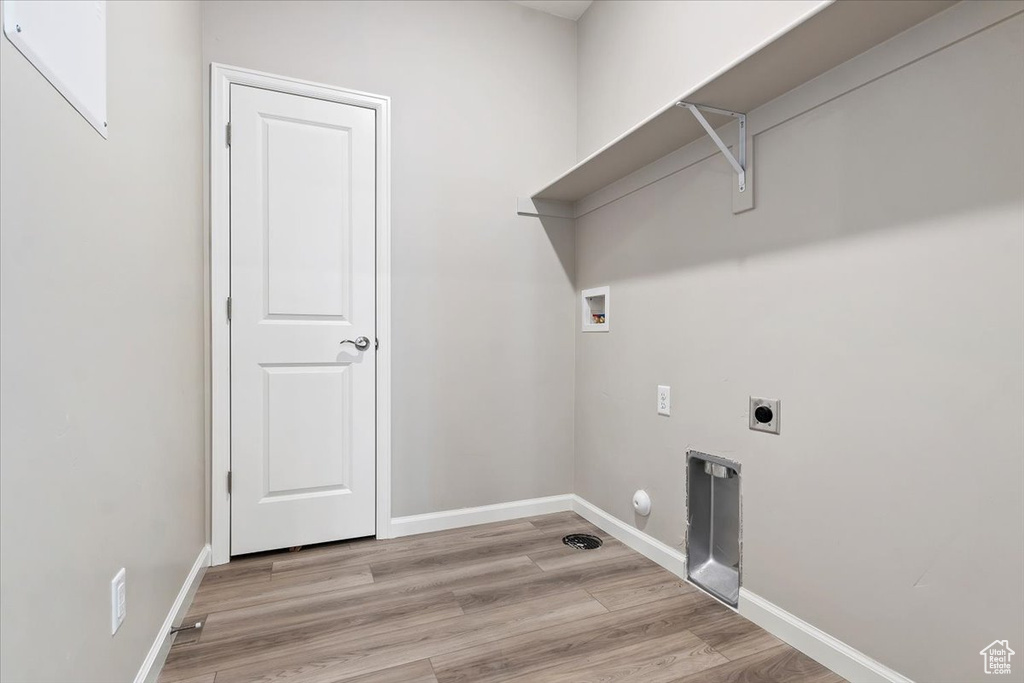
[0,2,206,681]
[573,6,1024,682]
[203,0,578,518]
[576,0,828,159]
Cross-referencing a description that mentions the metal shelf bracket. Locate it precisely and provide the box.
[676,102,746,192]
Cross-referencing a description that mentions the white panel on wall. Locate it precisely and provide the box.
[2,0,107,138]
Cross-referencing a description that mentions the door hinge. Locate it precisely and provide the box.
[227,471,232,494]
[226,296,232,322]
[226,122,231,147]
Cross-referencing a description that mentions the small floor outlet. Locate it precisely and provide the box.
[563,534,603,550]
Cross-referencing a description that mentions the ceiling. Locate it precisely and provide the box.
[511,1,594,21]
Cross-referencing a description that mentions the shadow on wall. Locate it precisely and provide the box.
[540,215,576,284]
[572,15,1024,282]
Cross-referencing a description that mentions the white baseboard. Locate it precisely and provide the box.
[738,588,912,683]
[569,494,910,683]
[390,494,574,538]
[135,544,211,683]
[569,495,688,579]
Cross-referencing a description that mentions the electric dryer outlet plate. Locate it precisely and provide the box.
[749,397,780,434]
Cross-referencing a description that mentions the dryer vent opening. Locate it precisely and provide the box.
[562,534,603,550]
[686,450,741,607]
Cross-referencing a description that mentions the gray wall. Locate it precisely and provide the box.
[0,2,206,682]
[203,1,578,517]
[573,7,1024,683]
[575,0,827,159]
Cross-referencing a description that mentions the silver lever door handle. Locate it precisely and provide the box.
[340,336,371,351]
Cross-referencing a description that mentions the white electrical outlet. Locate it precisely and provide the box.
[657,385,671,416]
[111,568,126,635]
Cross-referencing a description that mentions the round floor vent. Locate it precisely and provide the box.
[562,533,603,550]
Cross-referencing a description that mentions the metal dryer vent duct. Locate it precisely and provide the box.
[687,451,742,607]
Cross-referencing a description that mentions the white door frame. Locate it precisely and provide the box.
[210,63,392,566]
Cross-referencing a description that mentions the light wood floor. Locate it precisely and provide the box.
[159,512,845,683]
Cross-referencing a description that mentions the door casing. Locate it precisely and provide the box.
[209,63,392,566]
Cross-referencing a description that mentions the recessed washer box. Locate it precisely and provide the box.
[581,286,609,332]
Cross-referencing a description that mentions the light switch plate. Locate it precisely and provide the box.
[657,385,671,416]
[749,397,780,434]
[111,568,126,635]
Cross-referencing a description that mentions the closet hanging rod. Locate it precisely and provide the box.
[676,102,746,193]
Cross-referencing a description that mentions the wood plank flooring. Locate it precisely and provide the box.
[159,512,845,683]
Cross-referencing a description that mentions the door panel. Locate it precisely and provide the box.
[264,364,351,495]
[265,117,352,318]
[230,84,376,555]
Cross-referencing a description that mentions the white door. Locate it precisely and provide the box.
[230,84,376,555]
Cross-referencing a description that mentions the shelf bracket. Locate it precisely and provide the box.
[676,102,746,193]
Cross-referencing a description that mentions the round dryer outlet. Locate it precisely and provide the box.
[749,396,781,434]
